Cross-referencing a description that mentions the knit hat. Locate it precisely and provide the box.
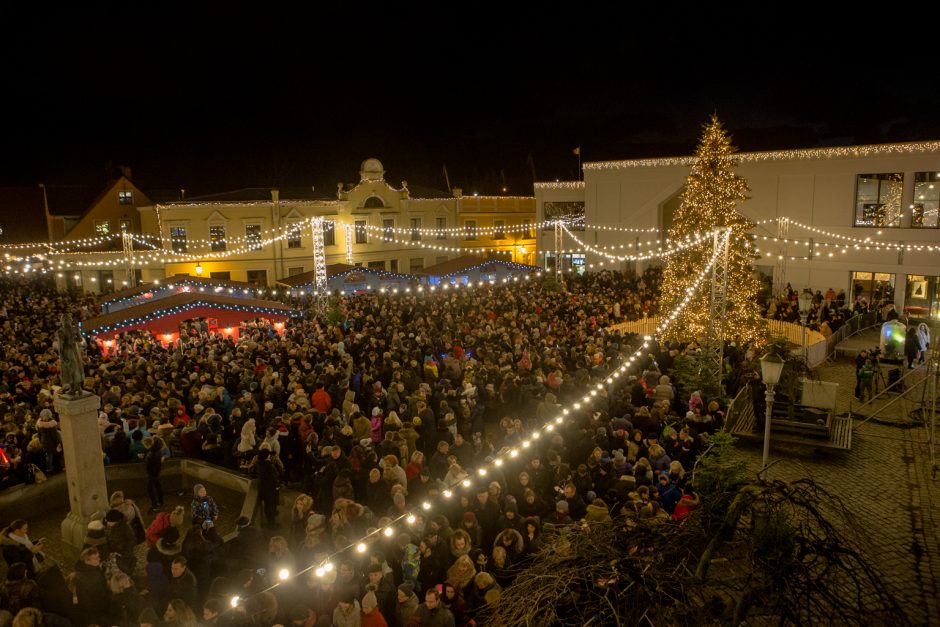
[556,500,569,513]
[372,407,382,416]
[85,520,107,546]
[463,512,477,525]
[39,408,53,419]
[362,590,378,610]
[612,450,626,465]
[398,581,414,596]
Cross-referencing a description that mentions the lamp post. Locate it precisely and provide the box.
[195,262,204,277]
[760,351,785,471]
[798,289,814,363]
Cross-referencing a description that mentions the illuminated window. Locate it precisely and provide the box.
[245,224,262,251]
[464,220,477,240]
[436,217,446,239]
[120,219,132,233]
[118,190,134,205]
[287,222,302,248]
[382,219,394,240]
[355,220,368,244]
[523,219,534,239]
[410,218,421,241]
[170,226,187,253]
[912,172,940,228]
[209,225,226,252]
[95,220,110,236]
[854,173,903,227]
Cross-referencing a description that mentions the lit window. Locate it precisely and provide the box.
[170,226,187,253]
[245,224,262,251]
[95,220,110,236]
[912,172,940,228]
[209,225,226,252]
[287,221,302,248]
[355,220,368,244]
[118,190,134,205]
[854,173,903,227]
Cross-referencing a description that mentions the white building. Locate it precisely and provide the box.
[535,141,940,317]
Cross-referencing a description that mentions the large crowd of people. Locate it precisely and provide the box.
[0,268,758,626]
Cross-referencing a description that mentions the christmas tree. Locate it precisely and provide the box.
[660,116,764,344]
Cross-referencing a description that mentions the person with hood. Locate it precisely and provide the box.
[446,554,477,600]
[369,407,383,444]
[656,474,682,515]
[0,520,44,578]
[492,528,524,565]
[190,484,219,527]
[448,529,473,565]
[552,500,573,526]
[457,512,482,549]
[395,582,420,627]
[671,485,700,521]
[584,498,612,523]
[104,508,137,575]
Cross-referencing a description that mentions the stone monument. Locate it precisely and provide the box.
[54,314,108,549]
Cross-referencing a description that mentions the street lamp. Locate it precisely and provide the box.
[195,262,204,276]
[759,351,785,471]
[798,289,814,362]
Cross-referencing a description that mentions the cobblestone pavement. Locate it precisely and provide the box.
[735,345,940,624]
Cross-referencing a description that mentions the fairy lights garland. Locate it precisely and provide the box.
[561,224,719,262]
[222,229,730,612]
[81,300,300,336]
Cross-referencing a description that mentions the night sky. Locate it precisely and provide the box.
[3,8,939,197]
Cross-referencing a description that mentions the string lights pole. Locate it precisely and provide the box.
[121,228,134,286]
[554,220,563,282]
[311,218,327,294]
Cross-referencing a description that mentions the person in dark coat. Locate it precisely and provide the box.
[906,326,920,369]
[167,556,199,611]
[256,449,282,529]
[72,547,110,626]
[104,508,137,575]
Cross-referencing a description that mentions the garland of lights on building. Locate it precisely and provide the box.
[81,300,299,336]
[216,232,728,613]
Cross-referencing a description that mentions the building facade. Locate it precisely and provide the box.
[535,141,940,316]
[137,158,536,288]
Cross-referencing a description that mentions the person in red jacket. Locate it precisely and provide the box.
[311,382,332,414]
[671,485,700,521]
[361,590,389,627]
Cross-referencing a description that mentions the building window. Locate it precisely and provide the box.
[523,219,534,239]
[288,266,305,277]
[436,217,447,239]
[99,270,114,293]
[287,221,302,248]
[355,220,368,244]
[95,220,111,237]
[209,225,226,252]
[904,275,940,319]
[543,201,585,230]
[494,220,506,239]
[382,219,394,241]
[854,173,903,227]
[851,271,895,305]
[912,172,940,228]
[390,259,399,272]
[410,218,422,241]
[246,269,267,286]
[210,271,231,280]
[464,220,477,240]
[118,190,134,205]
[410,257,424,273]
[170,226,187,253]
[368,260,385,270]
[245,224,263,251]
[120,219,132,233]
[323,221,335,246]
[364,196,385,209]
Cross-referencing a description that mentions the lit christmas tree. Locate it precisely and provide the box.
[660,116,764,344]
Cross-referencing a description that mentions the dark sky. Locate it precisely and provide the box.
[3,8,939,197]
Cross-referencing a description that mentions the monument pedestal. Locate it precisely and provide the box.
[54,394,106,550]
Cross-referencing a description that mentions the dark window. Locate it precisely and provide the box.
[364,196,385,209]
[355,220,368,244]
[170,226,187,253]
[246,270,267,286]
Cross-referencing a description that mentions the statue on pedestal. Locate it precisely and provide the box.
[57,313,87,397]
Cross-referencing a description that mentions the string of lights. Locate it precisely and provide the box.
[80,300,299,337]
[355,220,552,237]
[560,224,717,262]
[583,140,940,170]
[220,231,729,612]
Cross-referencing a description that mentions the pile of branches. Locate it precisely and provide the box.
[481,478,909,626]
